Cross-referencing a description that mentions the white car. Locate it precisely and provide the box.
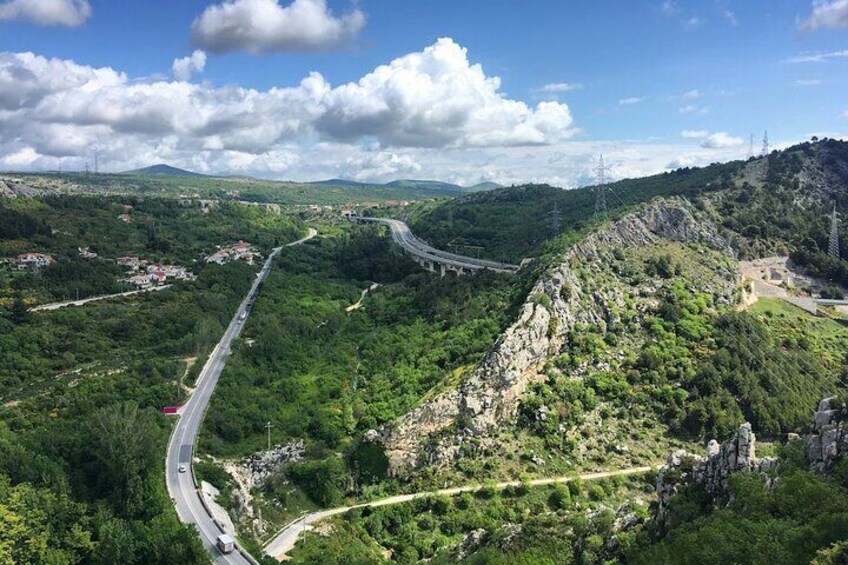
[178,464,187,473]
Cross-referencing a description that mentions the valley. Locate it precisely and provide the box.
[2,139,848,565]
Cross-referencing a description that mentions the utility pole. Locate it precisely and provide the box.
[265,421,273,451]
[548,201,561,236]
[761,130,770,157]
[829,205,840,258]
[594,154,609,220]
[747,134,754,160]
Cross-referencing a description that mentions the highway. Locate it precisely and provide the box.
[358,217,519,273]
[165,228,317,565]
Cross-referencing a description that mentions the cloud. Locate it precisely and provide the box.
[843,109,848,118]
[799,0,848,32]
[0,39,579,180]
[681,129,709,139]
[172,50,207,81]
[700,131,744,149]
[684,16,703,28]
[660,1,679,16]
[539,82,584,93]
[795,78,822,86]
[682,89,701,100]
[190,0,365,54]
[618,96,644,106]
[0,0,90,26]
[679,104,708,115]
[784,49,848,63]
[721,9,738,26]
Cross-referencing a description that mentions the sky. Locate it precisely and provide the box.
[0,0,846,187]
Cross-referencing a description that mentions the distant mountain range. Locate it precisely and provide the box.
[124,164,209,178]
[310,178,503,194]
[123,165,504,194]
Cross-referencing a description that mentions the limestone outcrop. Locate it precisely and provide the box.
[0,179,41,198]
[655,423,775,523]
[808,397,848,472]
[372,198,737,475]
[656,398,848,526]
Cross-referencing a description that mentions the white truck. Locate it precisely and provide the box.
[216,533,235,554]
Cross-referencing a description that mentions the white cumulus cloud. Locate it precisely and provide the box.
[800,0,848,32]
[0,0,90,26]
[682,89,701,100]
[0,39,579,178]
[700,132,744,149]
[539,82,584,93]
[172,50,207,81]
[191,0,365,54]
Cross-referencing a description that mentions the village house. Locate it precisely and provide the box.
[79,247,98,259]
[205,241,260,265]
[16,252,53,270]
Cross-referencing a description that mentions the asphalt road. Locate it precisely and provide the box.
[30,284,172,311]
[263,464,656,560]
[165,228,317,564]
[358,217,519,273]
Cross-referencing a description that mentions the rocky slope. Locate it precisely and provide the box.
[371,198,739,475]
[655,396,847,527]
[0,178,42,198]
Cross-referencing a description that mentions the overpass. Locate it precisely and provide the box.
[357,217,520,275]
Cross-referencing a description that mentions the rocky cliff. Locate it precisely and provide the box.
[371,198,738,475]
[655,423,775,524]
[655,397,847,527]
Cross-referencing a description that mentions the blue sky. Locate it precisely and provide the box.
[0,0,846,186]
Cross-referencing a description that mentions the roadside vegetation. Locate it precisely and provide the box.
[0,195,304,563]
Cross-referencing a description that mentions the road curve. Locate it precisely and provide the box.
[358,217,519,273]
[264,464,656,560]
[165,228,317,565]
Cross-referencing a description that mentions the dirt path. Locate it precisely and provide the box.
[262,464,657,560]
[345,283,380,312]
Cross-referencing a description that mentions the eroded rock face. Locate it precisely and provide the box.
[656,399,848,527]
[373,198,736,476]
[0,179,41,198]
[241,440,305,488]
[808,397,848,472]
[655,423,776,525]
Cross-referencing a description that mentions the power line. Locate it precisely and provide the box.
[594,154,609,220]
[761,130,770,158]
[829,205,840,258]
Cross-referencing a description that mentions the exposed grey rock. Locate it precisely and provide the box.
[240,440,305,488]
[0,178,42,198]
[655,423,775,524]
[374,198,737,475]
[807,397,847,472]
[456,529,487,559]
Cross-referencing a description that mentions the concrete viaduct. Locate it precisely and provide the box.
[356,216,520,276]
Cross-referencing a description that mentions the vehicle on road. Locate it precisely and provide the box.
[217,534,235,554]
[178,464,186,473]
[239,310,247,321]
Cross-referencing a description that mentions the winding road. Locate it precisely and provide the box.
[263,464,656,560]
[358,217,519,274]
[165,228,317,565]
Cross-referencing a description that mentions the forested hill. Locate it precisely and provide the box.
[412,138,848,263]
